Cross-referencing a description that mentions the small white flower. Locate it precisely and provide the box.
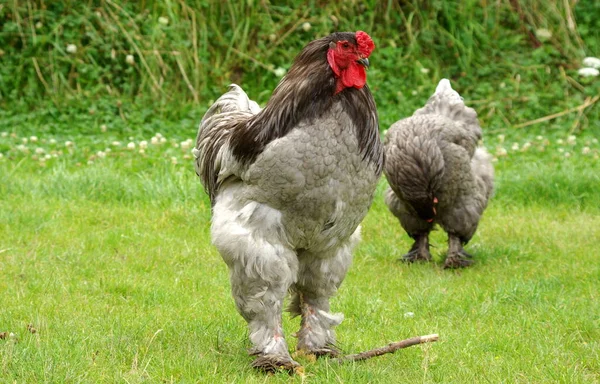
[44,154,52,160]
[567,135,577,145]
[582,146,591,155]
[420,67,430,74]
[403,312,415,318]
[268,34,277,42]
[125,54,135,65]
[30,136,38,142]
[497,134,505,143]
[35,22,43,29]
[151,136,160,145]
[511,143,519,151]
[535,28,552,41]
[522,142,531,151]
[564,152,571,158]
[139,149,145,154]
[536,135,543,141]
[558,148,564,153]
[105,148,111,153]
[112,141,121,146]
[411,90,418,96]
[139,140,148,149]
[17,144,27,152]
[0,132,7,137]
[49,138,57,144]
[171,156,178,164]
[160,137,167,144]
[592,138,599,144]
[302,22,311,32]
[127,142,136,150]
[96,151,106,158]
[22,137,28,144]
[578,67,599,77]
[65,141,74,147]
[66,44,77,54]
[273,67,287,77]
[0,153,4,159]
[499,82,506,88]
[496,147,507,157]
[582,57,600,69]
[158,16,169,25]
[557,139,564,145]
[35,147,45,154]
[100,124,107,133]
[183,154,192,160]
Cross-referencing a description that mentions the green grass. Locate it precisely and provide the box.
[1,128,599,382]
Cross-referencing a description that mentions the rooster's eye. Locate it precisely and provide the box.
[342,42,350,48]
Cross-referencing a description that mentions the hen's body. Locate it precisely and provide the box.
[384,79,493,268]
[194,32,382,371]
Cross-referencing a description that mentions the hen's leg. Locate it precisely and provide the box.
[401,233,432,262]
[289,229,359,357]
[211,198,299,372]
[444,234,474,269]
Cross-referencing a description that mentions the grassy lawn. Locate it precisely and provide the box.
[1,127,598,383]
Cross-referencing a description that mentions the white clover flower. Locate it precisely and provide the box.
[535,28,552,41]
[96,151,106,158]
[30,136,38,142]
[155,132,163,138]
[536,135,543,141]
[35,147,45,154]
[0,132,7,137]
[496,147,507,157]
[564,152,571,158]
[125,54,135,65]
[558,148,564,153]
[66,44,77,54]
[158,16,169,25]
[302,22,311,32]
[139,149,145,154]
[511,143,519,151]
[403,312,415,318]
[556,139,564,145]
[127,142,136,150]
[160,137,167,144]
[497,134,505,143]
[578,67,599,77]
[65,141,74,147]
[100,124,107,133]
[582,147,591,155]
[44,154,51,160]
[183,154,192,160]
[139,140,148,149]
[499,82,506,88]
[420,67,430,74]
[16,144,27,152]
[150,136,159,145]
[49,138,57,144]
[583,57,600,69]
[268,34,277,42]
[105,148,111,153]
[522,142,531,151]
[112,141,122,146]
[35,22,43,29]
[411,90,418,96]
[273,67,287,77]
[22,137,28,144]
[567,135,577,145]
[171,156,178,164]
[0,153,4,159]
[592,138,599,144]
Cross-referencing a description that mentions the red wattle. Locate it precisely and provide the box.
[341,63,366,89]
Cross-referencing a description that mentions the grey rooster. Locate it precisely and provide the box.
[384,79,494,269]
[192,32,383,371]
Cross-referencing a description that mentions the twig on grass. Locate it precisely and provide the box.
[331,334,439,364]
[513,95,600,129]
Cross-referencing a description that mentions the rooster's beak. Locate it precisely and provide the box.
[357,58,369,69]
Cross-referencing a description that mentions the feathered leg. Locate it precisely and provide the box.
[289,229,359,357]
[444,234,474,269]
[211,194,299,372]
[402,233,432,262]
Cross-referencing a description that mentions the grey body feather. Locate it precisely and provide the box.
[384,79,494,268]
[193,76,382,367]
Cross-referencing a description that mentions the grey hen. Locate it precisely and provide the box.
[384,79,494,269]
[193,32,383,371]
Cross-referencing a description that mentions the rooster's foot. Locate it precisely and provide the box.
[297,343,341,358]
[400,248,432,263]
[251,354,300,373]
[443,250,474,269]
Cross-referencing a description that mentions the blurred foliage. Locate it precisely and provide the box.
[0,0,598,137]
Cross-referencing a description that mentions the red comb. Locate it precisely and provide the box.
[356,31,375,57]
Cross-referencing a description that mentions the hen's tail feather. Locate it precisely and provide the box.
[413,78,481,142]
[193,84,260,203]
[472,147,495,202]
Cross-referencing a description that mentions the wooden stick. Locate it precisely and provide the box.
[514,95,600,129]
[331,334,439,364]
